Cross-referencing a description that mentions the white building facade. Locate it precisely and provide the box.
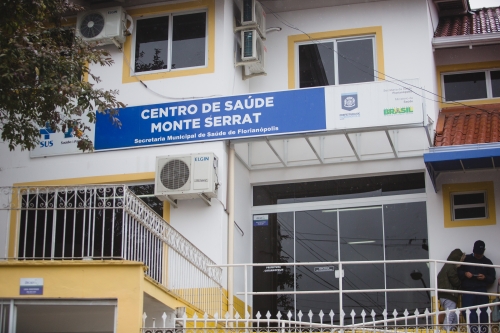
[1,0,500,331]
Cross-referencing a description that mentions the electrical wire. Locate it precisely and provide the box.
[260,2,500,115]
[119,47,223,101]
[117,7,499,114]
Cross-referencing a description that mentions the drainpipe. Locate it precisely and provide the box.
[227,142,235,319]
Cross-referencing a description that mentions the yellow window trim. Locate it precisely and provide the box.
[9,172,170,257]
[442,182,496,228]
[436,61,500,108]
[287,26,385,89]
[121,0,215,84]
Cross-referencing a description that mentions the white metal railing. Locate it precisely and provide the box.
[139,260,500,332]
[142,302,500,333]
[215,260,500,327]
[0,185,223,316]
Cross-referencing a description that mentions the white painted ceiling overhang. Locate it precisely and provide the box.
[232,123,432,170]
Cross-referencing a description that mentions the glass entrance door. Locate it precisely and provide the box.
[252,202,429,322]
[294,207,384,321]
[338,207,385,317]
[295,210,339,319]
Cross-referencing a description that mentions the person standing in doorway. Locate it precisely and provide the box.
[458,240,496,327]
[438,248,465,330]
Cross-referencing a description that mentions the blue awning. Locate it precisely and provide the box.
[424,143,500,192]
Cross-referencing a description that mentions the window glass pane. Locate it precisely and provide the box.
[172,12,206,69]
[253,212,295,319]
[443,72,487,101]
[298,42,335,88]
[491,70,500,97]
[253,173,425,206]
[339,208,385,316]
[135,16,169,73]
[384,202,430,319]
[453,192,485,206]
[295,210,338,321]
[455,207,487,220]
[338,39,375,85]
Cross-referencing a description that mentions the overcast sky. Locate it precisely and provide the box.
[469,0,500,8]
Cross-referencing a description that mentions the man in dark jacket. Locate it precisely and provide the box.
[458,240,496,327]
[438,248,465,329]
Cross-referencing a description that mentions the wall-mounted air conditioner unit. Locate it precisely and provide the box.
[239,29,266,77]
[76,7,131,46]
[239,0,266,38]
[154,153,219,207]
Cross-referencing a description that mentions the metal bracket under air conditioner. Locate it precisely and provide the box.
[234,57,267,80]
[198,193,212,206]
[164,195,178,209]
[162,194,212,208]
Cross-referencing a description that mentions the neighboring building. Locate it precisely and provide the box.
[0,0,499,332]
[424,1,500,306]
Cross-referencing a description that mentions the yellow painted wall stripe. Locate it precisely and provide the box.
[13,172,155,187]
[287,26,385,89]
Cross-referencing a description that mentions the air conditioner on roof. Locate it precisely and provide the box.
[239,0,266,38]
[76,7,131,45]
[154,153,219,207]
[240,29,266,76]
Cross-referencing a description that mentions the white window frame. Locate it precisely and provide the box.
[441,69,500,102]
[295,35,377,89]
[451,190,488,221]
[131,9,208,76]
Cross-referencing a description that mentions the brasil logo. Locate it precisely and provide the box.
[384,107,413,115]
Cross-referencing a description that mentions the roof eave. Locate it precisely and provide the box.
[432,33,500,49]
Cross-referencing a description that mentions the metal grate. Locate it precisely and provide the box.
[160,159,190,190]
[80,13,105,38]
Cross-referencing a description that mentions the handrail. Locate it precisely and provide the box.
[212,259,500,326]
[1,185,224,316]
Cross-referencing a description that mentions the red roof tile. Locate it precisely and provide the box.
[434,104,500,146]
[434,7,500,37]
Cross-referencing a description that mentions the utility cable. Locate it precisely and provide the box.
[260,2,500,116]
[119,46,223,101]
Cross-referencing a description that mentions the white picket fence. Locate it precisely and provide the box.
[142,301,500,333]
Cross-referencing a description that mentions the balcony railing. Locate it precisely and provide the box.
[0,185,223,316]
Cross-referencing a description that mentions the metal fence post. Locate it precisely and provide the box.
[339,262,343,327]
[434,260,439,333]
[244,264,248,327]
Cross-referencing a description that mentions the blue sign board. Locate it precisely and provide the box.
[20,278,43,295]
[20,286,43,295]
[95,88,326,150]
[253,214,269,227]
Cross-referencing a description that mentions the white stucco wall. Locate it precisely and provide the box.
[0,0,445,294]
[233,155,253,300]
[434,44,500,67]
[249,0,437,96]
[426,170,500,292]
